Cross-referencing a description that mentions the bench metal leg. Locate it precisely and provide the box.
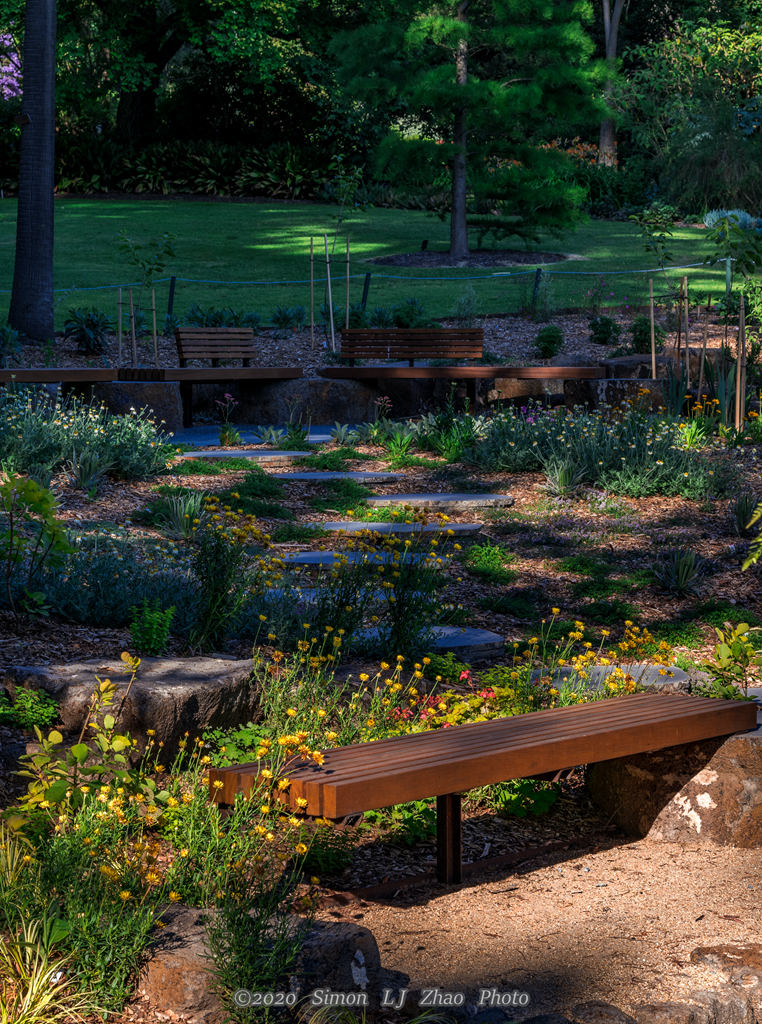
[436,793,462,884]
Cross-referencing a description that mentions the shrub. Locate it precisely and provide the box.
[588,315,620,346]
[0,687,58,730]
[186,305,260,329]
[733,492,758,536]
[629,315,665,354]
[129,598,175,656]
[534,324,564,359]
[63,307,114,355]
[652,547,707,595]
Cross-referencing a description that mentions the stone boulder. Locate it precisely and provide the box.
[139,905,406,1022]
[64,380,184,434]
[564,377,665,412]
[586,725,762,846]
[2,656,258,756]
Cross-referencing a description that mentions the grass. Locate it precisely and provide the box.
[557,554,612,577]
[214,467,293,519]
[464,542,519,584]
[308,478,372,514]
[167,457,258,476]
[478,589,540,618]
[0,197,730,329]
[294,448,373,470]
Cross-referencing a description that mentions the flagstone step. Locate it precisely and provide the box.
[322,521,483,536]
[180,449,311,460]
[366,492,514,510]
[269,471,403,482]
[281,550,429,567]
[358,624,506,660]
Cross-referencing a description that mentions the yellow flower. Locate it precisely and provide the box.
[295,843,308,855]
[119,890,132,901]
[169,891,182,902]
[296,797,308,808]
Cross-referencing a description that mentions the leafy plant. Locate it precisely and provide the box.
[701,621,762,697]
[62,307,114,355]
[271,305,306,336]
[652,547,707,595]
[629,201,675,269]
[0,325,20,367]
[0,687,58,731]
[65,447,114,495]
[296,822,357,875]
[328,423,357,445]
[129,598,175,656]
[588,315,620,346]
[534,324,563,359]
[363,799,437,847]
[629,315,665,354]
[733,492,758,536]
[257,426,287,447]
[118,230,175,287]
[0,473,72,619]
[464,543,517,585]
[541,457,586,498]
[141,487,208,539]
[483,778,559,818]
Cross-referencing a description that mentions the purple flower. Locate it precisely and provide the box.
[0,35,21,101]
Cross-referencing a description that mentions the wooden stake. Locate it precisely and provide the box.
[735,297,744,433]
[129,289,137,365]
[309,236,315,350]
[698,310,708,405]
[740,292,747,429]
[675,276,683,375]
[345,237,351,330]
[683,276,691,390]
[117,288,123,367]
[649,278,656,379]
[324,234,336,353]
[152,288,159,368]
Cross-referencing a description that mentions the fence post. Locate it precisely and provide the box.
[167,276,177,322]
[531,267,543,314]
[361,272,371,311]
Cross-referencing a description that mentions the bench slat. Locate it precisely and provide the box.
[210,694,756,817]
[320,366,605,380]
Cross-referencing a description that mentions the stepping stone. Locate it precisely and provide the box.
[322,521,483,536]
[180,449,311,460]
[359,624,505,659]
[282,550,427,566]
[269,471,402,482]
[366,492,514,510]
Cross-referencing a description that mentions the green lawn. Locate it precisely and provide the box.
[0,197,731,327]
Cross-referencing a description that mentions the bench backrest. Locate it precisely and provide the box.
[175,327,257,367]
[340,328,484,366]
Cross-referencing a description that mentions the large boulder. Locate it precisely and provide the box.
[586,725,762,847]
[2,656,258,756]
[64,380,184,433]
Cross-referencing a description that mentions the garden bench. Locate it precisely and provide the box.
[170,327,303,427]
[209,692,756,884]
[318,328,605,399]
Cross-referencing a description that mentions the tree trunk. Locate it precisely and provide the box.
[597,0,625,167]
[450,0,469,260]
[9,0,56,342]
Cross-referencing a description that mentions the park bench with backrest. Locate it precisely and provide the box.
[167,327,303,427]
[318,327,605,395]
[209,692,757,884]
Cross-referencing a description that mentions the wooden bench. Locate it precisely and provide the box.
[0,368,116,384]
[171,328,302,427]
[318,328,605,397]
[209,692,756,884]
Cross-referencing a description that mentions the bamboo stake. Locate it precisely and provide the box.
[129,289,137,366]
[683,276,691,390]
[649,278,656,379]
[152,289,159,367]
[698,310,708,406]
[309,237,315,350]
[735,297,744,433]
[674,276,683,376]
[740,292,747,429]
[117,288,123,368]
[324,234,336,353]
[345,237,350,330]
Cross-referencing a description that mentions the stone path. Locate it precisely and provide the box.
[180,449,311,459]
[269,471,403,482]
[322,521,483,536]
[366,492,515,509]
[358,625,506,659]
[171,425,337,446]
[282,550,428,566]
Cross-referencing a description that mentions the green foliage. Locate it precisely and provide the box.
[129,598,176,657]
[629,202,675,268]
[308,478,372,514]
[168,457,254,476]
[0,392,173,481]
[701,621,762,697]
[62,307,114,355]
[0,687,58,731]
[540,457,587,498]
[588,315,620,346]
[464,543,518,585]
[186,305,260,329]
[705,215,762,280]
[0,325,21,367]
[118,230,175,287]
[483,778,559,819]
[363,800,437,847]
[652,547,707,595]
[297,823,357,875]
[136,486,208,539]
[65,447,114,496]
[423,650,471,685]
[733,492,758,536]
[0,473,72,619]
[629,315,665,355]
[534,324,564,359]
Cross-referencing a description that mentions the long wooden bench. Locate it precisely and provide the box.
[318,328,605,395]
[0,368,116,384]
[172,327,302,427]
[209,692,756,884]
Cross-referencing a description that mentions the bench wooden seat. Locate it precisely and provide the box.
[320,365,606,381]
[210,692,756,883]
[0,368,116,383]
[173,327,302,427]
[336,328,485,366]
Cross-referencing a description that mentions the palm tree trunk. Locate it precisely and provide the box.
[449,0,469,260]
[9,0,56,342]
